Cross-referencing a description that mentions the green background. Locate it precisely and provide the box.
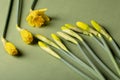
[0,0,120,80]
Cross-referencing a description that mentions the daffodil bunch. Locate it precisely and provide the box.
[35,34,102,79]
[38,41,93,80]
[75,20,120,78]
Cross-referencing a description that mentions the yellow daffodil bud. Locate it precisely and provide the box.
[65,24,82,32]
[57,32,78,44]
[26,8,50,28]
[38,41,61,59]
[91,20,112,40]
[51,34,69,52]
[16,26,33,44]
[35,34,60,49]
[76,22,90,31]
[1,37,18,56]
[61,26,83,41]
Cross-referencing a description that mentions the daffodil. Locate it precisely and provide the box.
[16,26,33,44]
[51,34,69,52]
[26,8,50,28]
[38,41,61,59]
[1,37,18,56]
[56,32,78,44]
[35,34,60,49]
[61,26,83,41]
[76,21,99,36]
[91,20,111,40]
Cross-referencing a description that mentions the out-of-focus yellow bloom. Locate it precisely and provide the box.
[26,8,50,28]
[91,20,111,40]
[38,41,61,59]
[61,26,83,41]
[51,34,69,52]
[35,34,60,49]
[16,26,33,44]
[1,37,18,56]
[57,32,78,44]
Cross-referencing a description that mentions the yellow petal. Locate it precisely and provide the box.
[26,8,50,28]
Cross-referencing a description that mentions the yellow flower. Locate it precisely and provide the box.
[26,8,50,28]
[1,37,18,56]
[16,26,33,44]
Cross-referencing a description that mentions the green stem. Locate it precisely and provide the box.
[99,35,120,76]
[2,0,13,38]
[17,0,23,27]
[60,58,93,80]
[77,43,105,80]
[90,35,120,79]
[109,39,120,60]
[31,0,38,10]
[58,48,99,79]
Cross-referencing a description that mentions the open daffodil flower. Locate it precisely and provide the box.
[16,26,33,44]
[1,37,18,56]
[26,8,50,28]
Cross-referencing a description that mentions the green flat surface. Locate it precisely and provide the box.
[0,0,120,80]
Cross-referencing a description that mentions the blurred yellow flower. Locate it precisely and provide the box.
[17,26,33,44]
[1,37,18,56]
[26,8,50,28]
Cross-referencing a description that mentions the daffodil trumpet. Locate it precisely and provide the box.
[91,20,120,60]
[57,31,105,80]
[61,27,120,80]
[35,34,99,78]
[38,41,93,80]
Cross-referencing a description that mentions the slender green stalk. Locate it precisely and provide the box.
[2,0,13,38]
[91,20,120,62]
[31,0,38,10]
[98,34,120,76]
[16,0,23,27]
[77,43,105,80]
[109,39,120,60]
[60,58,93,80]
[38,41,93,80]
[58,48,99,79]
[83,35,120,79]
